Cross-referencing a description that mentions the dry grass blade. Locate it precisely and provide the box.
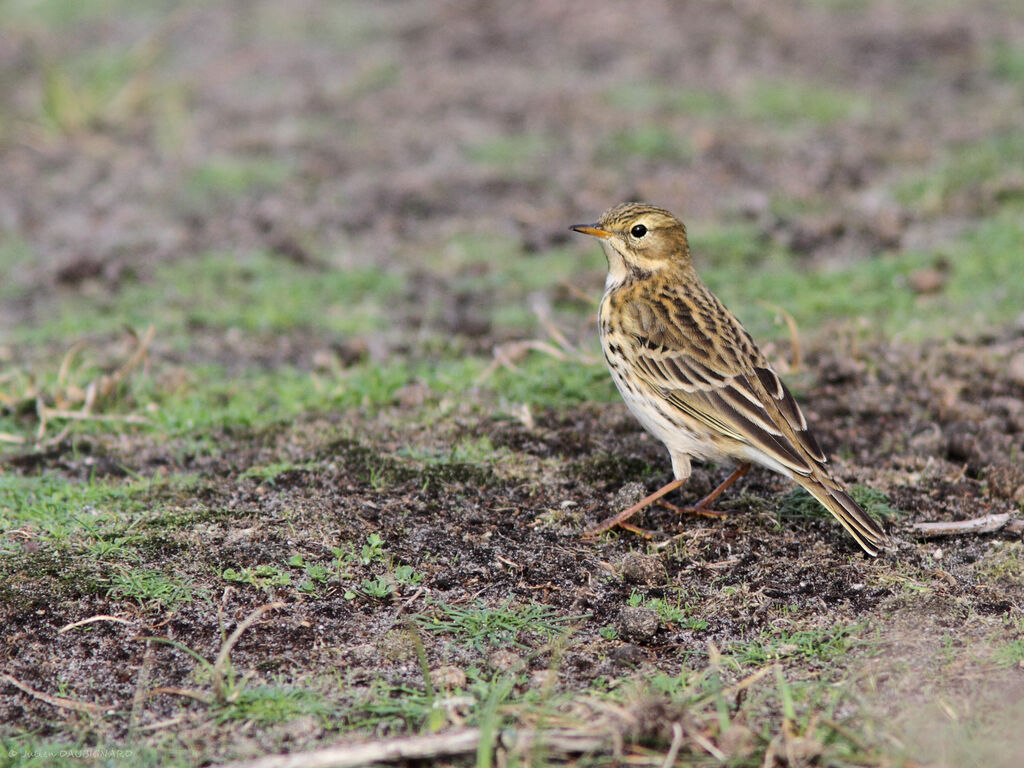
[144,686,214,705]
[476,295,597,384]
[4,325,156,446]
[59,614,134,633]
[661,722,684,768]
[211,601,285,702]
[1,673,101,714]
[475,340,569,384]
[757,300,802,373]
[530,293,598,364]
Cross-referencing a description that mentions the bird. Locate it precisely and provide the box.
[570,202,886,556]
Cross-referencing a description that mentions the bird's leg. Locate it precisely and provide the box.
[660,463,751,519]
[583,477,688,538]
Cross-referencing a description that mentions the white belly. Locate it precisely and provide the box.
[602,339,726,479]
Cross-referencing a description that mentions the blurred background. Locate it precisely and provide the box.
[1,0,1023,422]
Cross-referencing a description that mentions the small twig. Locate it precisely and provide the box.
[911,513,1011,537]
[1,673,101,714]
[222,726,618,768]
[223,728,484,768]
[59,614,134,633]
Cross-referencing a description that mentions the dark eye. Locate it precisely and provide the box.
[630,224,648,238]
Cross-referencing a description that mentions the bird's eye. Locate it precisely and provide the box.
[630,224,648,238]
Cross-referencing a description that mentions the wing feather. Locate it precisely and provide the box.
[630,340,825,475]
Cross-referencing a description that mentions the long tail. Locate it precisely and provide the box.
[801,476,886,556]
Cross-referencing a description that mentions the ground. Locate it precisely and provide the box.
[2,1,1024,766]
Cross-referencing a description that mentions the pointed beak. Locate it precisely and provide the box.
[570,223,613,240]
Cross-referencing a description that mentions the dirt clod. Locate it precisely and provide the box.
[432,665,468,688]
[487,649,522,671]
[618,607,659,643]
[620,553,664,586]
[609,644,647,668]
[985,463,1024,502]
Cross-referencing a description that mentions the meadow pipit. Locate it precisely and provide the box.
[571,203,886,556]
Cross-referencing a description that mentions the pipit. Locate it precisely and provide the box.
[571,203,886,556]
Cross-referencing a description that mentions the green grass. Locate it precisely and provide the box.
[221,564,293,592]
[896,132,1024,215]
[15,253,403,347]
[1,0,148,29]
[0,472,151,545]
[737,80,869,127]
[493,355,617,408]
[215,685,331,726]
[0,237,35,301]
[601,78,868,128]
[412,601,587,651]
[728,623,866,665]
[0,359,422,444]
[184,156,295,206]
[345,668,523,734]
[598,126,693,163]
[777,485,899,525]
[603,83,727,116]
[627,589,708,631]
[696,210,1024,341]
[107,567,194,609]
[465,133,556,170]
[989,39,1024,83]
[397,435,503,466]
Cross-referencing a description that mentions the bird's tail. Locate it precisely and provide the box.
[801,476,886,556]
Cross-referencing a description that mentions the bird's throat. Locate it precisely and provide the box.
[601,241,629,290]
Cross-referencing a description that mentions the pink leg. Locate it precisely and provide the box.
[584,463,752,538]
[661,463,751,519]
[584,477,688,538]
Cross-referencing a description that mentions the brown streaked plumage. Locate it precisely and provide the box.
[571,202,886,556]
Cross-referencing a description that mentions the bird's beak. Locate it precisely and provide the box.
[570,223,613,240]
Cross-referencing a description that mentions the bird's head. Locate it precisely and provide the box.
[571,202,692,284]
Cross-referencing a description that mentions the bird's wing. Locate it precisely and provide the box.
[629,337,826,478]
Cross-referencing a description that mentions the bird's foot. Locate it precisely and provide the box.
[658,501,727,519]
[616,521,660,538]
[582,477,688,539]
